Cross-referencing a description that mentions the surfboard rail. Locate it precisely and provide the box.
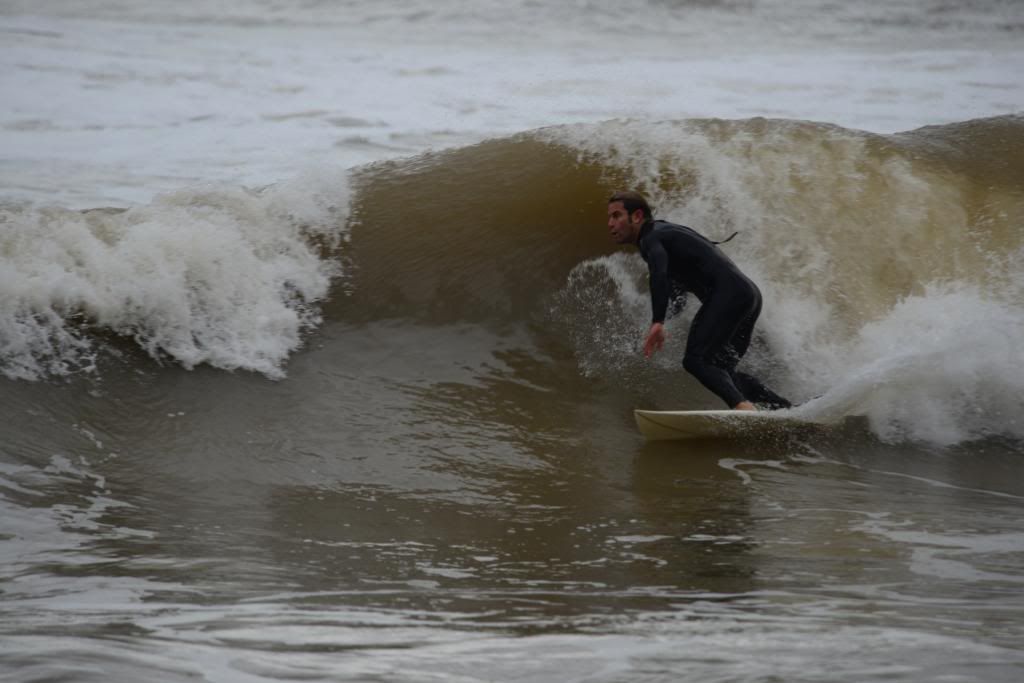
[634,408,820,441]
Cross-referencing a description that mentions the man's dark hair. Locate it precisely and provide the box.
[608,190,652,221]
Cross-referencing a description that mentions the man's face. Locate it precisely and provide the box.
[607,201,642,244]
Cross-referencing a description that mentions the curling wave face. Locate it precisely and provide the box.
[3,115,1023,443]
[342,114,1024,443]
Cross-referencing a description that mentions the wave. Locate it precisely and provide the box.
[3,115,1023,443]
[0,167,349,380]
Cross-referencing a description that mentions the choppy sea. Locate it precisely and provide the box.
[2,1,1024,681]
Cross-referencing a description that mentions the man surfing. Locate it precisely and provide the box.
[607,190,790,411]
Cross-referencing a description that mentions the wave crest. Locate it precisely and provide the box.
[1,168,349,380]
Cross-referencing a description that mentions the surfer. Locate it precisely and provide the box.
[607,190,791,411]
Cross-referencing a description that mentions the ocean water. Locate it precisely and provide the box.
[2,1,1024,681]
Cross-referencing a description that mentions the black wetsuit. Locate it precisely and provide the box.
[637,219,790,409]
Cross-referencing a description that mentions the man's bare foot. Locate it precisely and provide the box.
[733,401,756,411]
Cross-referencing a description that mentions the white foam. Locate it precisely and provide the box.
[804,283,1024,444]
[0,169,350,380]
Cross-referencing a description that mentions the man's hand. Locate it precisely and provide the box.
[643,322,665,358]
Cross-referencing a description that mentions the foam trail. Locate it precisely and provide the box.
[798,283,1024,444]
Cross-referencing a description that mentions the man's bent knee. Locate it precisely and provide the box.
[682,354,704,376]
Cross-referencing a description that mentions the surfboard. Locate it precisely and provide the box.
[634,408,819,441]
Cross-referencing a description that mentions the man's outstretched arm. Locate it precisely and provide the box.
[643,238,671,357]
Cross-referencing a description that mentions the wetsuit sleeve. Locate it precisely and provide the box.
[644,237,671,324]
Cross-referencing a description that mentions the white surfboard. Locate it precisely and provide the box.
[634,408,821,441]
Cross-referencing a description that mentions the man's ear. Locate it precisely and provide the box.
[630,209,645,225]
